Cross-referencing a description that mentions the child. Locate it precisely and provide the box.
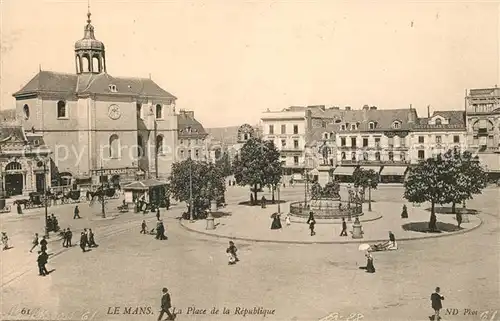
[227,241,238,264]
[307,217,316,236]
[1,232,9,250]
[285,214,291,226]
[430,287,444,320]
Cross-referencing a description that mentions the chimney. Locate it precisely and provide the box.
[362,104,369,110]
[330,106,340,110]
[305,109,312,132]
[408,109,415,123]
[427,105,431,118]
[369,106,377,110]
[345,106,351,111]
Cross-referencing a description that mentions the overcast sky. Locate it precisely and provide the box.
[1,0,499,127]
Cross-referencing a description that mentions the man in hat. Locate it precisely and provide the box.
[430,287,444,320]
[37,250,49,276]
[80,232,88,252]
[30,233,39,253]
[158,287,175,320]
[73,205,81,219]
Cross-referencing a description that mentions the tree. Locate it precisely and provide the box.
[352,168,379,201]
[322,181,340,199]
[232,137,283,204]
[404,153,451,231]
[170,159,226,218]
[215,151,232,177]
[311,182,322,200]
[441,149,488,213]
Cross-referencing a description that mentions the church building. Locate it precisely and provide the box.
[12,10,178,186]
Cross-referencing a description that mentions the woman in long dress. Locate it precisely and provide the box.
[365,252,375,273]
[270,213,282,230]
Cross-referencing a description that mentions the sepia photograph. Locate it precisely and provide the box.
[0,1,499,320]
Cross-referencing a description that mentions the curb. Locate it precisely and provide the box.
[178,216,483,245]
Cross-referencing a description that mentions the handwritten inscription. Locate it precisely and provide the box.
[319,312,364,321]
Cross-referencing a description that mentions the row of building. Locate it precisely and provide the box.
[260,88,500,184]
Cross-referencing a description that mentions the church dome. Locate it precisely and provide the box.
[74,12,104,51]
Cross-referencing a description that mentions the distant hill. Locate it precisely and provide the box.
[0,109,16,122]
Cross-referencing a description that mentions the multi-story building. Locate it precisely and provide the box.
[466,86,500,182]
[13,10,178,185]
[409,110,467,163]
[1,125,52,196]
[177,110,208,162]
[261,106,312,176]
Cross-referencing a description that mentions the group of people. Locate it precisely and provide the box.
[47,214,60,232]
[79,228,97,252]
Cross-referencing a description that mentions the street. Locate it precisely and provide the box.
[1,186,499,321]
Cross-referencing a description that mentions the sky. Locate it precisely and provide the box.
[1,0,499,128]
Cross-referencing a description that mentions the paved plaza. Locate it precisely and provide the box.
[1,186,499,321]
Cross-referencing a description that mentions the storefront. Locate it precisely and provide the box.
[90,167,143,187]
[332,166,356,183]
[380,166,408,183]
[123,178,169,206]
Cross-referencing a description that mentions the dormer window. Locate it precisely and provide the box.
[435,118,442,125]
[351,124,357,130]
[341,124,346,131]
[186,127,192,133]
[392,121,401,129]
[109,84,117,92]
[323,133,328,139]
[369,122,375,130]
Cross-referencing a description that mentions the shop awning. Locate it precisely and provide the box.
[332,166,356,176]
[360,166,381,173]
[380,166,408,176]
[123,178,168,191]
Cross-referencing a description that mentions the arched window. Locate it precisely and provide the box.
[341,152,346,160]
[5,162,22,171]
[388,151,394,161]
[57,101,67,118]
[435,118,442,125]
[109,134,120,159]
[82,55,90,72]
[351,152,356,161]
[400,152,406,161]
[156,104,163,119]
[392,121,401,129]
[244,133,249,140]
[214,149,222,160]
[156,135,164,154]
[23,104,30,120]
[369,122,375,130]
[76,56,81,73]
[92,56,100,72]
[363,152,368,161]
[137,134,144,158]
[324,133,328,139]
[375,152,381,161]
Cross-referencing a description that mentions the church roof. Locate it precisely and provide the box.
[13,71,176,100]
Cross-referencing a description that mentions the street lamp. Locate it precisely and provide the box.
[367,178,372,212]
[277,181,281,214]
[189,157,194,222]
[37,158,49,238]
[100,165,106,218]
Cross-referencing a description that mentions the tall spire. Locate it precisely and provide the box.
[87,0,92,24]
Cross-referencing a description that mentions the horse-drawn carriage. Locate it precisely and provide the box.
[87,185,120,205]
[61,190,81,204]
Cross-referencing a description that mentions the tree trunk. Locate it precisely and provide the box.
[271,186,275,204]
[451,202,456,214]
[253,184,258,205]
[429,201,437,231]
[362,187,366,203]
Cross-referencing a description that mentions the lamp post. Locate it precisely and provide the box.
[367,178,372,212]
[37,159,49,238]
[189,157,194,222]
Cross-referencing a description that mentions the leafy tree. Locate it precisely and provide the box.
[215,151,233,177]
[442,149,488,213]
[352,168,379,201]
[170,159,226,218]
[232,137,283,204]
[322,181,340,199]
[404,154,451,231]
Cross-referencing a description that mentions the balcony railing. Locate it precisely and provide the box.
[340,159,411,165]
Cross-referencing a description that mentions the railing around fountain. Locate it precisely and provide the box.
[289,199,363,219]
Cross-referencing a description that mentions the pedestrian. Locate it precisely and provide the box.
[285,214,291,226]
[37,250,49,276]
[156,209,160,221]
[456,212,462,229]
[340,218,348,236]
[40,236,48,253]
[228,241,239,263]
[73,205,81,219]
[365,251,375,273]
[80,232,88,252]
[2,232,9,250]
[158,287,175,321]
[88,229,97,247]
[17,202,23,214]
[83,228,89,247]
[140,220,147,234]
[51,214,59,232]
[30,233,39,253]
[156,220,162,240]
[67,228,73,247]
[165,197,170,210]
[159,221,167,240]
[389,231,396,247]
[307,212,316,236]
[430,287,444,320]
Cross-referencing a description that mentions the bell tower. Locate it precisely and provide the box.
[74,6,106,74]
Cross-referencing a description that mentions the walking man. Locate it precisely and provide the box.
[73,205,81,219]
[158,287,175,321]
[37,250,49,276]
[88,229,97,247]
[30,233,39,253]
[80,232,88,252]
[340,218,348,236]
[141,220,147,234]
[40,236,48,253]
[430,287,444,320]
[83,229,89,247]
[156,209,161,221]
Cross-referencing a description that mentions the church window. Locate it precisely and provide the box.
[57,101,67,118]
[82,54,91,72]
[156,135,164,154]
[109,134,120,159]
[23,104,30,120]
[92,56,100,73]
[156,104,163,119]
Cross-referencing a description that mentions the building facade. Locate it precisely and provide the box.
[466,87,500,181]
[177,110,208,162]
[0,125,52,196]
[13,11,178,185]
